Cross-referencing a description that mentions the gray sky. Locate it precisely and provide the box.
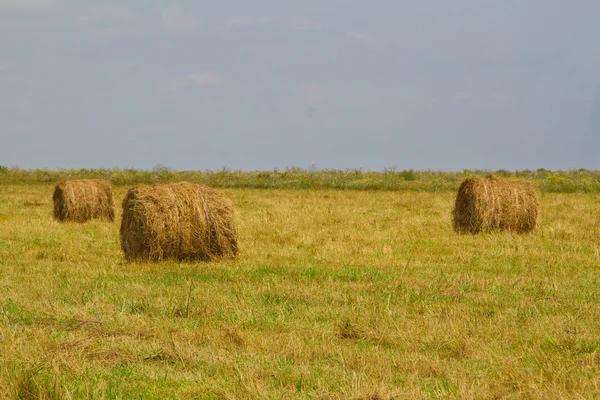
[1,0,599,170]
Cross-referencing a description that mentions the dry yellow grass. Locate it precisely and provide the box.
[1,183,599,399]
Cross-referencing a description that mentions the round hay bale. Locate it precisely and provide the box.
[453,174,539,234]
[120,182,238,262]
[53,179,115,223]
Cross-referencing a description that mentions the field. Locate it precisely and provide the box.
[1,171,600,399]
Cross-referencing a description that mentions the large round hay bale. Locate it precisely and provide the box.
[53,179,115,222]
[453,174,539,233]
[120,182,238,262]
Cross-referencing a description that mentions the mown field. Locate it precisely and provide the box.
[1,172,600,399]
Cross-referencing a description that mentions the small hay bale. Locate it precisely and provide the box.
[53,179,115,222]
[453,174,539,234]
[120,182,238,262]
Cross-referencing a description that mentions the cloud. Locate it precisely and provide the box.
[75,6,136,42]
[346,32,378,49]
[224,16,271,30]
[0,0,62,13]
[78,6,131,23]
[289,17,322,31]
[161,72,223,92]
[453,91,513,107]
[223,16,321,32]
[487,92,512,104]
[223,16,323,31]
[454,92,473,103]
[88,27,124,41]
[302,83,328,108]
[161,7,198,34]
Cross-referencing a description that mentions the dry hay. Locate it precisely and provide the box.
[453,174,539,234]
[53,179,115,222]
[120,182,238,262]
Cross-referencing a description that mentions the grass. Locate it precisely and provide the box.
[1,181,600,398]
[0,167,599,193]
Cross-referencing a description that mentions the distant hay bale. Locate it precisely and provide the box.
[453,174,539,234]
[53,179,115,222]
[120,182,238,262]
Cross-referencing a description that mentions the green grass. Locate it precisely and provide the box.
[1,167,599,193]
[1,182,600,398]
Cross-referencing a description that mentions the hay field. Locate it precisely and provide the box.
[1,183,599,399]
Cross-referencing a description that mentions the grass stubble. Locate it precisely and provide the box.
[0,183,599,398]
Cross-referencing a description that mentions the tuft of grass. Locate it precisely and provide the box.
[9,365,63,400]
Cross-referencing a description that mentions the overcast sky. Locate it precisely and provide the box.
[1,0,599,170]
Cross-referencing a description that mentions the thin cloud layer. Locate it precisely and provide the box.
[161,72,223,92]
[289,17,322,31]
[161,7,199,33]
[302,83,328,108]
[346,31,379,50]
[77,6,131,23]
[0,0,62,12]
[223,15,322,32]
[224,16,271,30]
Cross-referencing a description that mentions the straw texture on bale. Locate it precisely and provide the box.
[53,179,115,222]
[120,182,238,262]
[453,174,539,234]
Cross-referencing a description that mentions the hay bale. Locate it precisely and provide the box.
[53,179,115,222]
[120,182,238,262]
[453,174,539,233]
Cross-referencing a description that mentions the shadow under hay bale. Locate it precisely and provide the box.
[453,174,539,234]
[53,179,115,223]
[120,182,238,262]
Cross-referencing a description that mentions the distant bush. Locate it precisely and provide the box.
[152,164,173,173]
[495,169,512,177]
[399,169,416,181]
